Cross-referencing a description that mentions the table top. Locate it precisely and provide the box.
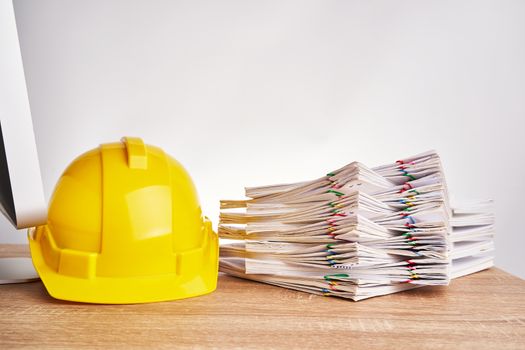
[1,244,524,349]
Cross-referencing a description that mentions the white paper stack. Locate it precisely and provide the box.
[219,151,495,301]
[449,201,495,279]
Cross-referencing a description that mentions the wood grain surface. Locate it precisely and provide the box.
[0,244,523,349]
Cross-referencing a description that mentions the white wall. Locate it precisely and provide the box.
[2,0,524,278]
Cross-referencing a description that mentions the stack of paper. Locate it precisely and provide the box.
[219,151,495,301]
[450,201,495,279]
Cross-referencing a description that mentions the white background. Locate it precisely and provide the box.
[3,0,524,278]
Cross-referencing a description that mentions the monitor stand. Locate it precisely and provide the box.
[0,256,39,284]
[0,238,39,284]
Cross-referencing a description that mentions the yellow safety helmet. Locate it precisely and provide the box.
[29,137,218,304]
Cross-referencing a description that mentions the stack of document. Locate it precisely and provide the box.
[219,151,495,301]
[450,201,495,279]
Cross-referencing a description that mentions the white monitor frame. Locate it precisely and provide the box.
[0,0,47,229]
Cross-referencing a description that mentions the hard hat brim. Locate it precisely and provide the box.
[28,226,219,304]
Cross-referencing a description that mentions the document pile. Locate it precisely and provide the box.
[219,151,495,301]
[450,201,495,279]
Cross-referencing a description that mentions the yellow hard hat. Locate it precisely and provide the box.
[29,137,218,304]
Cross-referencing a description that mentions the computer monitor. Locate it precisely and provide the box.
[0,0,47,283]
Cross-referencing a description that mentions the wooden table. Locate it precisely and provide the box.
[1,245,524,349]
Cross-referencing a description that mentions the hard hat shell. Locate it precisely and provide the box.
[29,137,218,304]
